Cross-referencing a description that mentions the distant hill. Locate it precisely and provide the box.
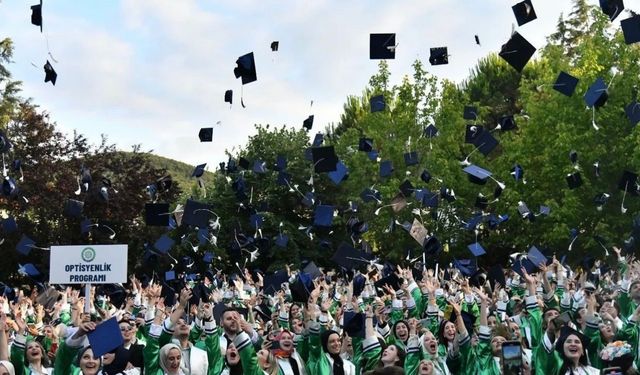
[119,152,215,195]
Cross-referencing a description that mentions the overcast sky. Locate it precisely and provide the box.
[0,0,582,170]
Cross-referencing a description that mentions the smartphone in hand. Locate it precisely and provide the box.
[501,341,523,375]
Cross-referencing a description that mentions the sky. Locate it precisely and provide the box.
[0,0,581,170]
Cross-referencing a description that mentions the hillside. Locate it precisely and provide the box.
[119,152,215,196]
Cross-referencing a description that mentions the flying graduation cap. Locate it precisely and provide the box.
[621,15,640,45]
[31,1,43,32]
[370,33,396,59]
[512,0,537,26]
[234,52,257,84]
[499,32,536,72]
[198,128,213,142]
[270,41,279,52]
[44,60,57,85]
[429,47,448,65]
[599,0,625,21]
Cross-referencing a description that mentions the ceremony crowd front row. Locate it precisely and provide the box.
[0,246,639,375]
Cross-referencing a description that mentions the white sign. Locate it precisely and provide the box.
[49,245,128,284]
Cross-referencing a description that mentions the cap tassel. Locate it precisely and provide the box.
[1,155,7,178]
[27,244,51,251]
[621,183,628,214]
[241,86,246,108]
[568,234,578,251]
[593,161,600,178]
[591,107,599,131]
[595,239,609,257]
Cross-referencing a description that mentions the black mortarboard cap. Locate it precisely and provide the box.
[429,47,448,65]
[566,172,582,189]
[302,261,323,279]
[420,170,432,183]
[512,0,537,26]
[465,124,483,144]
[16,234,35,256]
[399,179,414,197]
[370,33,396,59]
[198,128,213,142]
[380,160,393,178]
[44,60,56,85]
[359,138,374,152]
[312,133,324,147]
[262,270,289,295]
[370,95,385,113]
[182,199,215,228]
[454,259,476,277]
[424,124,439,137]
[474,128,499,155]
[290,273,312,303]
[314,205,334,227]
[31,1,42,31]
[422,190,439,208]
[498,115,517,131]
[621,15,640,45]
[331,242,364,270]
[88,317,124,358]
[253,160,267,174]
[475,195,488,210]
[63,198,84,218]
[2,177,18,197]
[311,146,338,173]
[328,161,348,185]
[618,170,639,195]
[463,106,478,120]
[343,311,366,338]
[487,264,506,290]
[584,78,608,108]
[625,101,640,126]
[423,235,441,256]
[161,282,177,307]
[145,203,170,226]
[1,217,17,233]
[403,151,419,166]
[361,187,381,203]
[463,165,491,185]
[352,274,366,297]
[499,32,536,72]
[154,234,175,255]
[303,115,314,130]
[274,233,288,247]
[554,71,579,96]
[234,52,257,84]
[271,41,279,51]
[192,163,206,178]
[224,90,233,104]
[599,0,624,21]
[374,273,402,296]
[238,157,250,170]
[0,131,11,153]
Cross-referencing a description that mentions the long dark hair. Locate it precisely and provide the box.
[437,319,456,344]
[557,345,589,374]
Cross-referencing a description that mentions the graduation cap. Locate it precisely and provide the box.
[343,311,366,338]
[398,180,413,198]
[618,170,638,195]
[270,41,279,51]
[599,0,624,21]
[625,101,640,126]
[553,71,579,96]
[19,263,41,278]
[253,160,267,174]
[370,33,396,59]
[311,146,338,173]
[182,199,216,228]
[43,60,56,85]
[224,90,233,105]
[429,47,448,65]
[374,273,402,296]
[370,95,385,113]
[192,163,206,178]
[16,235,35,256]
[487,264,506,290]
[420,169,432,183]
[584,78,608,108]
[198,128,213,142]
[262,270,289,295]
[331,242,367,270]
[361,187,382,203]
[303,115,314,130]
[312,133,324,147]
[249,213,264,229]
[275,233,288,247]
[63,199,84,218]
[453,259,476,277]
[145,203,170,227]
[465,125,483,144]
[31,0,42,31]
[423,235,442,256]
[497,115,517,131]
[403,151,419,166]
[390,194,408,213]
[475,195,488,210]
[0,131,11,153]
[302,261,323,279]
[566,172,583,189]
[463,106,478,120]
[328,161,349,185]
[2,177,18,197]
[290,273,313,303]
[512,0,537,26]
[233,52,257,84]
[473,130,499,156]
[314,205,334,227]
[499,32,536,72]
[621,15,640,45]
[511,164,524,181]
[359,138,374,152]
[88,317,124,358]
[379,160,393,178]
[463,165,491,185]
[424,124,438,137]
[154,234,175,255]
[1,217,17,233]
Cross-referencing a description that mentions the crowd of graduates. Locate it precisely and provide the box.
[0,244,639,375]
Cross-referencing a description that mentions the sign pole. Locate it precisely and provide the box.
[84,283,91,313]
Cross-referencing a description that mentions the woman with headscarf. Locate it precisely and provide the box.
[51,319,105,375]
[405,318,449,375]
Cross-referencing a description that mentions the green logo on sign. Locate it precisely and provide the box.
[81,247,96,263]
